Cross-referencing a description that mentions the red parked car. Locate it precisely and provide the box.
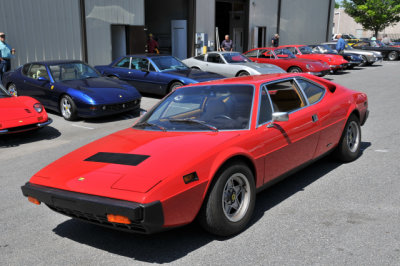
[279,45,348,73]
[22,73,368,236]
[0,84,52,134]
[244,47,330,76]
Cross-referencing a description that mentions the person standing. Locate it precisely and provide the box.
[147,33,159,54]
[271,34,279,47]
[335,33,346,54]
[382,34,391,45]
[0,32,15,81]
[221,35,233,51]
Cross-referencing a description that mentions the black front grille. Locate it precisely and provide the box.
[102,99,141,112]
[47,204,146,232]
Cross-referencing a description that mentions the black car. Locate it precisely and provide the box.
[308,44,363,69]
[351,40,400,61]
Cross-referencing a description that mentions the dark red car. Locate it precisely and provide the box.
[22,73,368,236]
[244,47,330,76]
[279,45,348,73]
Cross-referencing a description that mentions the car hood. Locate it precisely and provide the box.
[0,96,36,121]
[60,77,141,103]
[30,128,241,198]
[164,69,225,81]
[239,62,285,73]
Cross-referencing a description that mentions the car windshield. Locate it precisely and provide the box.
[345,43,354,50]
[222,52,251,63]
[318,45,337,54]
[273,48,296,58]
[49,62,100,82]
[348,34,357,39]
[0,84,11,98]
[299,46,314,54]
[151,56,189,71]
[134,84,254,131]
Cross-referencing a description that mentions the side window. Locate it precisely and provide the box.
[207,54,223,63]
[194,54,205,61]
[22,64,31,76]
[258,86,273,125]
[287,47,297,54]
[27,64,49,80]
[267,80,305,113]
[114,57,131,68]
[296,79,325,104]
[245,50,259,58]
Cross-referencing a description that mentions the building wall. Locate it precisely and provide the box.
[195,0,216,49]
[84,0,144,66]
[0,0,82,69]
[279,0,333,45]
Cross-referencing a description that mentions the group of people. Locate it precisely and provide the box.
[0,32,15,81]
[220,33,280,51]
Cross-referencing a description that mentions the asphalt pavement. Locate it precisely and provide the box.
[1,61,399,265]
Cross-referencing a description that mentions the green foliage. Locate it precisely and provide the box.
[335,1,341,8]
[342,0,400,37]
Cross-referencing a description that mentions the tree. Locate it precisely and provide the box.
[335,1,341,8]
[342,0,400,37]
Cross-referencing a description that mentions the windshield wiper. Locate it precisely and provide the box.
[167,118,218,132]
[134,121,166,131]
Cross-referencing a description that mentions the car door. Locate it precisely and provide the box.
[22,64,52,106]
[205,53,232,77]
[128,57,161,94]
[253,79,321,184]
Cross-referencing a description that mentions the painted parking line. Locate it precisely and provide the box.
[71,124,95,130]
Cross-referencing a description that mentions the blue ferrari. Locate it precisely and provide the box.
[2,60,142,121]
[95,54,225,95]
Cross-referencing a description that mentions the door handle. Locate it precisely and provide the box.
[312,114,318,122]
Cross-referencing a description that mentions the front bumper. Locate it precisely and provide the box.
[78,99,141,118]
[307,70,330,77]
[0,118,53,134]
[21,182,164,234]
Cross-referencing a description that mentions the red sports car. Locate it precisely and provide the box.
[0,84,52,134]
[21,73,368,236]
[244,47,330,76]
[279,45,348,73]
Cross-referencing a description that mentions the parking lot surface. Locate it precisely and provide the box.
[1,61,399,265]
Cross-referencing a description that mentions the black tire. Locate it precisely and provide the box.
[360,55,368,66]
[191,66,200,70]
[168,81,183,93]
[198,162,256,236]
[59,95,78,121]
[334,114,361,162]
[7,83,18,96]
[237,71,250,77]
[388,51,399,61]
[288,66,302,73]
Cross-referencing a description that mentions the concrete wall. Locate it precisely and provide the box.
[85,0,144,66]
[0,0,82,69]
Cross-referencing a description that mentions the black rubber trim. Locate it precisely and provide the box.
[21,182,164,234]
[84,152,149,166]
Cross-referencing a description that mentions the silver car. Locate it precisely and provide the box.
[323,42,383,66]
[182,51,285,77]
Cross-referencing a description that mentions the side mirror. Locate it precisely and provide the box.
[38,76,49,82]
[267,112,289,128]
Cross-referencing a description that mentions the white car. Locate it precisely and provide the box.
[182,51,285,77]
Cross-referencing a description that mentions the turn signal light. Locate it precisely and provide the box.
[28,196,41,205]
[183,172,199,184]
[107,214,131,224]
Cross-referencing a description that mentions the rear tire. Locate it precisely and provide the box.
[60,95,78,121]
[7,83,18,96]
[360,55,368,66]
[109,75,119,80]
[198,162,256,236]
[335,114,361,162]
[288,66,302,73]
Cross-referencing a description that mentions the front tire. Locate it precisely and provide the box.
[388,51,398,61]
[7,83,18,96]
[198,162,256,236]
[168,81,183,93]
[288,66,302,73]
[237,71,250,77]
[60,95,78,121]
[335,114,361,162]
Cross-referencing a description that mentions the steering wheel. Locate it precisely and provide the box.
[213,115,234,121]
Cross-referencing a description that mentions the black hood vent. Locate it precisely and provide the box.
[84,152,149,166]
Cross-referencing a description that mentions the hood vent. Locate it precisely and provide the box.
[25,109,32,113]
[84,152,150,166]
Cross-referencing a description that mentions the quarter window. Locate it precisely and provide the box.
[258,86,273,125]
[296,79,325,104]
[266,80,305,113]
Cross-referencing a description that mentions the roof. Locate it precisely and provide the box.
[25,60,84,65]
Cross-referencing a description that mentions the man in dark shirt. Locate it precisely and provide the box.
[221,35,233,51]
[271,34,279,47]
